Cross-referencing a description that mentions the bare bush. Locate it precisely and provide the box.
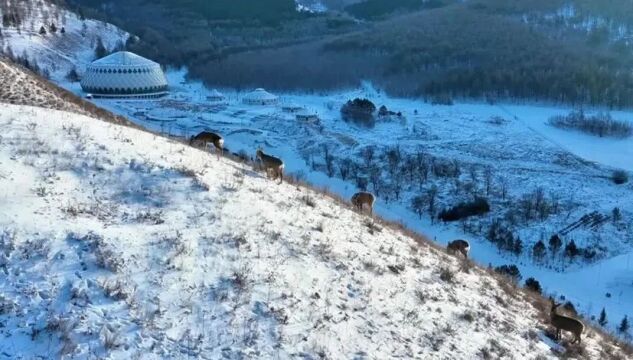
[612,170,629,185]
[100,326,122,350]
[438,267,455,283]
[100,278,134,301]
[301,194,316,208]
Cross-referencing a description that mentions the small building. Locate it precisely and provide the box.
[282,103,304,113]
[242,88,279,106]
[296,109,319,123]
[207,89,227,104]
[80,51,168,99]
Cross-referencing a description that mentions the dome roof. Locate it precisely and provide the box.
[81,51,168,97]
[92,51,158,67]
[245,88,278,101]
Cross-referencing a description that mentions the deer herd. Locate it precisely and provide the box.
[188,130,586,346]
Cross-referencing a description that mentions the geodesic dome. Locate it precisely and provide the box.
[243,88,279,105]
[80,51,168,98]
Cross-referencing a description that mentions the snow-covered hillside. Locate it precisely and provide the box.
[0,0,127,80]
[2,104,630,358]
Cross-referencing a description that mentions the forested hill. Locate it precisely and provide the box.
[69,0,633,108]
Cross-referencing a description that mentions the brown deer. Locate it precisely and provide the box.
[550,299,584,344]
[256,149,284,184]
[351,192,375,215]
[190,131,224,159]
[447,239,470,259]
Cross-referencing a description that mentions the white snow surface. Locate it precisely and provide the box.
[0,104,595,359]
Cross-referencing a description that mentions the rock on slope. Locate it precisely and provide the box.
[0,104,629,359]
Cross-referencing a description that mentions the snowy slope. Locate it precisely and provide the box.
[3,104,630,358]
[0,0,127,81]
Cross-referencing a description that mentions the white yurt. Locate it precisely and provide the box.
[80,51,168,98]
[242,88,279,106]
[207,89,227,103]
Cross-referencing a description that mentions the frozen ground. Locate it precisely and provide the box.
[5,104,624,358]
[58,70,633,337]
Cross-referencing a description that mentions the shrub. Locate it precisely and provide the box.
[65,67,80,82]
[548,111,632,138]
[439,197,490,222]
[524,277,542,294]
[494,264,521,282]
[564,240,580,258]
[438,266,455,283]
[612,169,629,185]
[532,240,546,259]
[619,315,629,334]
[341,98,376,126]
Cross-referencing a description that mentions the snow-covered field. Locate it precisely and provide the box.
[0,0,127,81]
[5,104,623,358]
[56,70,633,338]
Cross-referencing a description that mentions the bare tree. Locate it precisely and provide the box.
[411,195,425,219]
[338,158,353,180]
[368,164,381,196]
[361,146,375,169]
[483,166,493,196]
[499,176,508,200]
[323,144,335,178]
[427,185,439,221]
[385,145,401,177]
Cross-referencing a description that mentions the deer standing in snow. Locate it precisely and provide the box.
[190,131,224,159]
[550,299,584,344]
[447,239,470,259]
[256,149,284,184]
[351,192,375,215]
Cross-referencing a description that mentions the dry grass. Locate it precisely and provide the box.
[0,57,138,128]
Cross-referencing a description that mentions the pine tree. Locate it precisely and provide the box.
[532,240,546,259]
[564,240,580,258]
[94,37,107,59]
[619,315,629,334]
[549,234,562,254]
[39,25,46,35]
[598,307,608,327]
[512,236,523,255]
[524,277,542,294]
[66,67,80,82]
[613,207,622,222]
[49,22,57,33]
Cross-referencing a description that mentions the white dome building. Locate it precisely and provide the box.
[81,51,168,98]
[242,88,279,106]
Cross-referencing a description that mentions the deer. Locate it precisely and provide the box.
[550,299,584,344]
[190,131,224,159]
[447,239,470,259]
[256,149,284,184]
[351,192,375,215]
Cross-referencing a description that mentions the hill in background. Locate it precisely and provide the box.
[66,0,633,108]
